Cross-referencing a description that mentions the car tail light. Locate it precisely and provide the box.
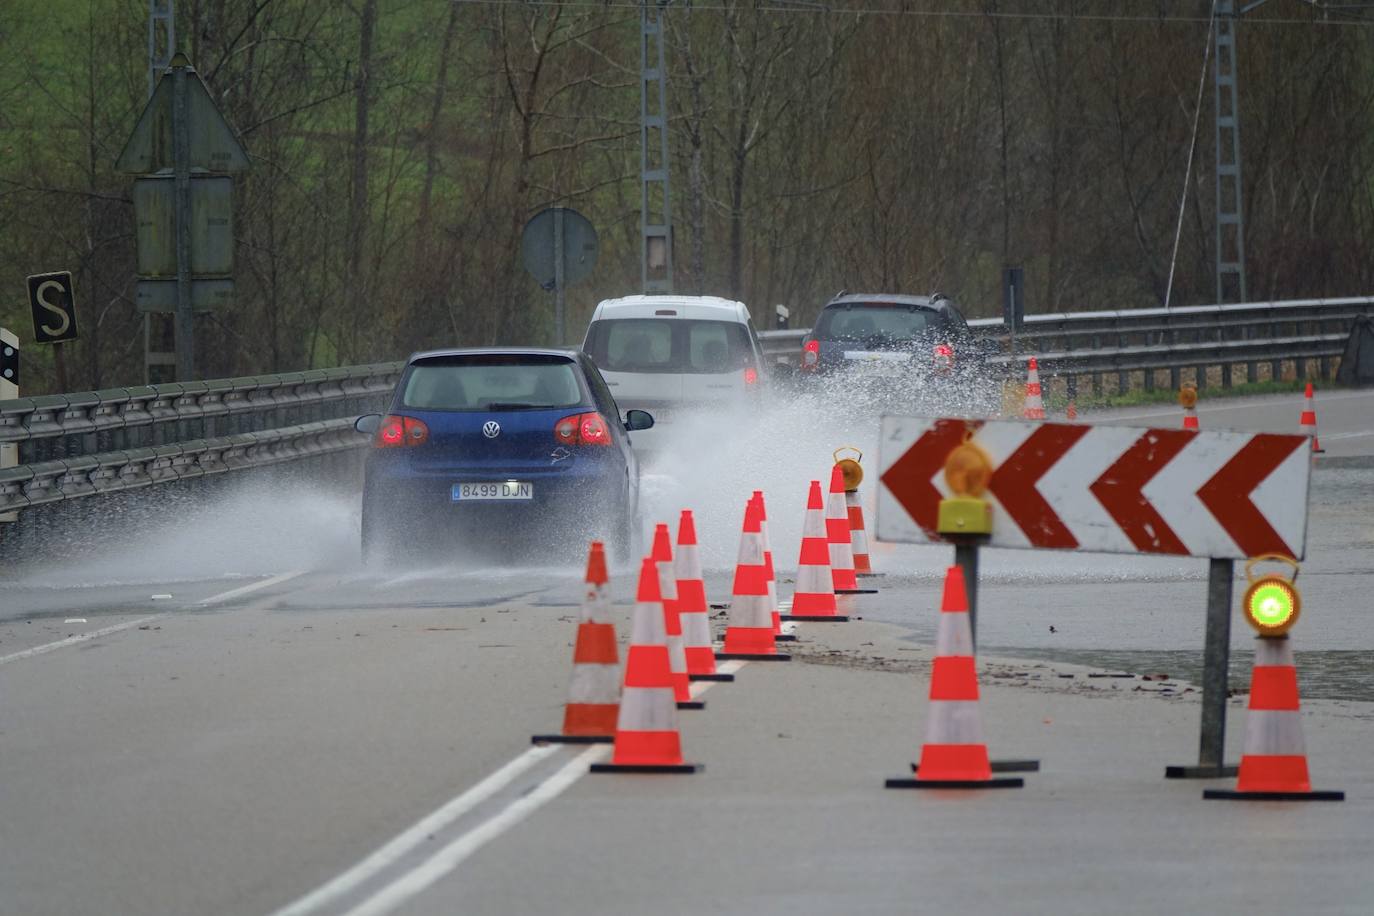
[801,339,820,371]
[555,412,612,446]
[743,366,759,385]
[375,415,428,448]
[933,343,955,373]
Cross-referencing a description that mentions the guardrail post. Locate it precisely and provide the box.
[1,328,18,523]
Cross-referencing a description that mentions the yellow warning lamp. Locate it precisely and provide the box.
[936,436,993,536]
[833,446,864,493]
[1241,554,1302,637]
[1179,381,1199,409]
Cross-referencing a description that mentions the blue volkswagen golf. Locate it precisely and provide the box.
[355,348,652,565]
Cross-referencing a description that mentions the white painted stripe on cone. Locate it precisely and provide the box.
[935,611,974,657]
[656,559,678,605]
[802,505,827,538]
[1255,638,1296,668]
[582,584,611,624]
[681,613,711,646]
[667,633,689,679]
[730,593,772,629]
[737,532,764,566]
[924,699,985,745]
[795,562,833,596]
[827,491,856,569]
[674,542,702,580]
[629,600,666,645]
[1243,709,1307,756]
[617,686,677,731]
[567,665,621,704]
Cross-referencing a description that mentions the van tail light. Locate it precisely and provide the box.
[743,366,759,385]
[933,343,955,374]
[801,339,820,372]
[555,412,612,446]
[375,415,429,448]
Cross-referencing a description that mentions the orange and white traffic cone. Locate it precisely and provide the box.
[591,556,701,773]
[753,489,795,643]
[1183,404,1199,430]
[846,489,877,577]
[1066,399,1078,421]
[1204,635,1343,801]
[784,480,848,623]
[717,497,791,661]
[676,510,733,682]
[532,541,619,744]
[828,464,875,595]
[1022,357,1046,420]
[651,523,703,710]
[1300,382,1324,454]
[886,566,1023,789]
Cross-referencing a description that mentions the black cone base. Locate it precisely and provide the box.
[780,614,849,623]
[836,588,879,595]
[715,651,791,661]
[531,734,613,745]
[688,672,735,682]
[856,572,885,578]
[1204,788,1344,801]
[677,700,706,710]
[775,633,799,642]
[591,762,701,774]
[1165,764,1239,779]
[886,777,1024,790]
[913,759,1039,773]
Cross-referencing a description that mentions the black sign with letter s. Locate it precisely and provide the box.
[27,271,80,344]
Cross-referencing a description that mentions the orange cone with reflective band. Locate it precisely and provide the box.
[651,523,703,709]
[1300,382,1324,453]
[828,465,876,595]
[753,490,795,642]
[532,541,619,744]
[675,510,733,682]
[1022,357,1045,420]
[717,497,790,661]
[1066,399,1078,421]
[784,480,848,622]
[591,557,701,773]
[1183,404,1199,430]
[1204,636,1343,801]
[887,567,1023,789]
[847,490,875,575]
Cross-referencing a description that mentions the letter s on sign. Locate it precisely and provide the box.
[36,280,71,337]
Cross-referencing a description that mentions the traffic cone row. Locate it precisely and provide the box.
[784,480,847,622]
[651,524,703,710]
[676,511,733,682]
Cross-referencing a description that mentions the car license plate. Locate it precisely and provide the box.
[451,481,533,501]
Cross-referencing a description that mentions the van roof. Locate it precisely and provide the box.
[590,294,749,322]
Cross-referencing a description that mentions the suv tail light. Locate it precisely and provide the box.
[375,415,429,448]
[933,343,955,374]
[801,339,820,371]
[555,412,612,446]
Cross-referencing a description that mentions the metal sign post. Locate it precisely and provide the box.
[0,328,18,523]
[521,207,598,344]
[1166,558,1238,778]
[553,207,566,344]
[172,61,194,380]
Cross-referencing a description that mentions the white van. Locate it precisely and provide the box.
[581,295,766,452]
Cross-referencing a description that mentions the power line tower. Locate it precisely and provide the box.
[1213,0,1246,304]
[145,0,178,383]
[640,1,673,293]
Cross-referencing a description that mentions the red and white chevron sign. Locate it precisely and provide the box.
[877,417,1310,560]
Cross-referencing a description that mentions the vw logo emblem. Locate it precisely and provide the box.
[482,421,501,439]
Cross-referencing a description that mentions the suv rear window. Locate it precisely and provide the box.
[584,319,755,374]
[814,304,945,342]
[401,355,584,411]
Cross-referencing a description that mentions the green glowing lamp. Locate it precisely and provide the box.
[1241,554,1302,637]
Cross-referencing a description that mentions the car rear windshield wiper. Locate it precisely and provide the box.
[483,402,562,410]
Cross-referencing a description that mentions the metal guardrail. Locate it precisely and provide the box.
[0,418,364,513]
[0,296,1369,518]
[0,363,401,463]
[758,296,1374,392]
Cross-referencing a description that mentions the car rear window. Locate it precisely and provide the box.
[815,304,941,342]
[400,355,584,411]
[585,318,755,374]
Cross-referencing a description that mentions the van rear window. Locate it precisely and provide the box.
[585,319,754,374]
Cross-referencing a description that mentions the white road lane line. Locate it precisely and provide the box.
[339,746,609,916]
[197,570,306,606]
[0,615,167,667]
[277,641,768,916]
[268,746,561,916]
